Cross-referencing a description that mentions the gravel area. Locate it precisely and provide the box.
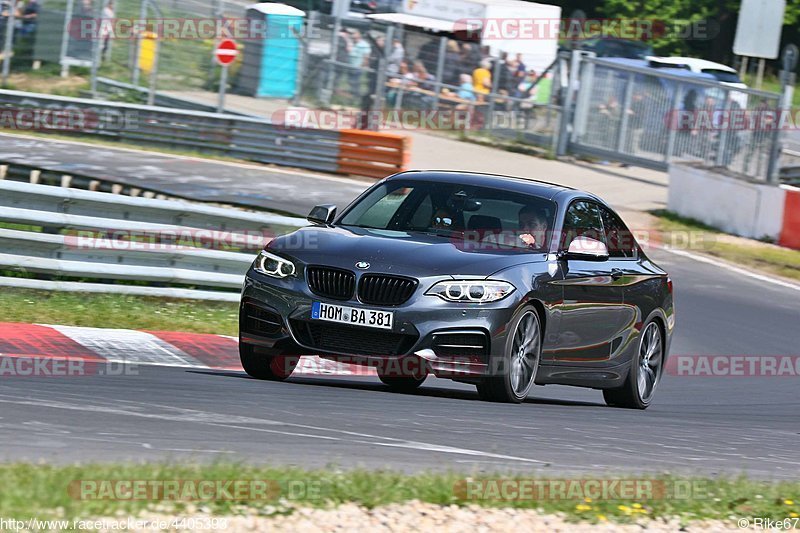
[121,502,742,532]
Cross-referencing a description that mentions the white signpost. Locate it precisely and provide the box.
[733,0,786,88]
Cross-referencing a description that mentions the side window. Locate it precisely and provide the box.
[599,206,637,259]
[561,201,605,250]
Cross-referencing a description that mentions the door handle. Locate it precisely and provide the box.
[611,268,624,280]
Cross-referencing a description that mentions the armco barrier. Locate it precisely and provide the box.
[0,89,409,180]
[337,130,412,179]
[0,180,306,300]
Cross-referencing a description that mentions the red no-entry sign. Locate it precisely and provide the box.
[215,39,238,66]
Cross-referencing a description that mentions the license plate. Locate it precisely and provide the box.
[311,302,394,330]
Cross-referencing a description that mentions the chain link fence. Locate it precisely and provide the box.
[569,55,783,181]
[0,2,790,182]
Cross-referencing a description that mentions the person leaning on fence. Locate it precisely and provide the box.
[386,38,404,76]
[386,60,412,107]
[457,74,476,102]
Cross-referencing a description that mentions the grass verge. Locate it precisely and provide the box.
[0,288,238,336]
[650,209,800,282]
[0,463,798,525]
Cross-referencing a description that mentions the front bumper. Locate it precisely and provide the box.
[240,270,521,378]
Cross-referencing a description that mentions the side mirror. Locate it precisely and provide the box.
[307,204,337,226]
[561,236,609,262]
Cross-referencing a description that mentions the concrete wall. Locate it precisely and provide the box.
[667,163,786,241]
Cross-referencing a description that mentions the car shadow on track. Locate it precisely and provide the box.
[185,370,603,408]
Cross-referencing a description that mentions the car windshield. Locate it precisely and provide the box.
[702,69,742,83]
[338,179,557,251]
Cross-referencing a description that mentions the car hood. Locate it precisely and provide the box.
[269,225,547,278]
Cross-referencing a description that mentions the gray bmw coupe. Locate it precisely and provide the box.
[239,171,674,407]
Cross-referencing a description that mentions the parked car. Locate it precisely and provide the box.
[239,171,674,407]
[576,37,654,59]
[647,56,749,109]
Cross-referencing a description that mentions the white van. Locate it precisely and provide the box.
[648,56,748,109]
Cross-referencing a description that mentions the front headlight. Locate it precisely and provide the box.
[254,250,296,278]
[426,280,515,303]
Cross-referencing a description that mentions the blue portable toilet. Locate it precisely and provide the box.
[238,3,306,99]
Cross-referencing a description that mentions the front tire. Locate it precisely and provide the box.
[239,342,298,381]
[603,321,663,409]
[477,307,542,403]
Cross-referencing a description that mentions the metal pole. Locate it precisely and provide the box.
[322,13,342,106]
[486,56,502,132]
[755,58,765,89]
[714,90,733,167]
[738,55,748,81]
[323,0,349,106]
[90,0,104,98]
[208,0,223,87]
[431,36,446,112]
[664,82,683,164]
[371,24,392,121]
[615,71,635,153]
[59,0,76,78]
[766,72,794,183]
[217,65,228,113]
[292,11,314,106]
[1,0,16,86]
[147,35,159,105]
[132,0,147,86]
[556,50,582,156]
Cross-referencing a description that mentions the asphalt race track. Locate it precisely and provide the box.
[0,134,366,216]
[1,249,798,478]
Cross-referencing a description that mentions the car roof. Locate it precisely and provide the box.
[386,170,574,201]
[650,56,737,73]
[598,58,720,81]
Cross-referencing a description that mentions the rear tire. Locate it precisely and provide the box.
[239,342,297,381]
[477,306,542,403]
[603,321,663,409]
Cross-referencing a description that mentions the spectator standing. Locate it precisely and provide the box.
[472,59,492,101]
[348,29,371,98]
[20,0,38,36]
[442,40,461,86]
[332,28,351,95]
[101,0,114,60]
[386,38,404,76]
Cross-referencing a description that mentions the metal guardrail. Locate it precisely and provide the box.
[0,88,342,173]
[0,89,410,179]
[95,78,255,116]
[0,180,306,301]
